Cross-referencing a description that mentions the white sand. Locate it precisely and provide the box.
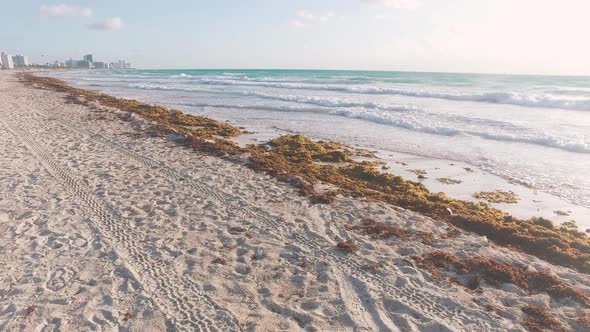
[1,71,588,331]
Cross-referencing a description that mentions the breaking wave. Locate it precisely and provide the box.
[191,78,590,111]
[180,101,590,154]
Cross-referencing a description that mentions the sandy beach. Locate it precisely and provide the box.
[1,70,590,331]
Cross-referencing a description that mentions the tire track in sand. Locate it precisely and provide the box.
[0,117,242,332]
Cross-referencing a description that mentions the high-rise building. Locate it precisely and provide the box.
[12,55,29,67]
[93,62,106,69]
[1,52,14,69]
[66,58,78,68]
[77,60,91,68]
[83,54,93,62]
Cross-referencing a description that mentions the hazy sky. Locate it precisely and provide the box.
[2,0,589,75]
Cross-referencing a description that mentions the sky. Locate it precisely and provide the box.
[1,0,590,75]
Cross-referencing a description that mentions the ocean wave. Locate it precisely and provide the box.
[179,101,589,153]
[191,78,590,111]
[222,72,246,76]
[72,77,155,84]
[472,132,590,154]
[180,102,458,136]
[129,80,590,118]
[327,108,460,136]
[237,91,419,112]
[186,75,377,85]
[67,74,156,80]
[127,82,423,112]
[124,83,549,133]
[170,73,190,78]
[128,83,180,90]
[251,76,373,84]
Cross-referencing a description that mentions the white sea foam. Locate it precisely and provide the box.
[191,78,590,111]
[129,83,176,90]
[171,73,190,78]
[179,101,590,153]
[237,91,418,112]
[180,102,459,136]
[127,82,431,114]
[472,132,590,154]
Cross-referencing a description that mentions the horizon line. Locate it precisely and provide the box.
[125,67,590,78]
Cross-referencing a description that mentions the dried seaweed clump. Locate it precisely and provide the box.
[413,250,590,307]
[346,218,406,240]
[336,240,359,253]
[521,305,566,332]
[408,169,427,176]
[577,315,590,328]
[473,189,519,204]
[346,218,436,245]
[267,135,350,163]
[559,220,585,237]
[437,177,462,185]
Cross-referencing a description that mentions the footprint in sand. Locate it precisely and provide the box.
[46,268,75,292]
[0,211,10,223]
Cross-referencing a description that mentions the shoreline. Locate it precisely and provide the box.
[2,71,590,331]
[53,69,590,219]
[22,72,590,273]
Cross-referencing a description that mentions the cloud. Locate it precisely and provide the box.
[87,17,124,31]
[297,10,315,21]
[40,4,92,17]
[361,0,421,9]
[290,20,306,28]
[290,10,335,28]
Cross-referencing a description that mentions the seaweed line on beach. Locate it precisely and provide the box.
[19,73,590,276]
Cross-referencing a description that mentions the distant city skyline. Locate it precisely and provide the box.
[61,53,131,69]
[0,49,131,70]
[1,0,589,75]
